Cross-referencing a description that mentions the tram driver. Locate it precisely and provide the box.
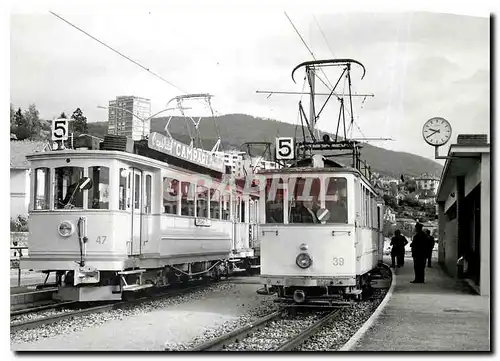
[292,199,321,224]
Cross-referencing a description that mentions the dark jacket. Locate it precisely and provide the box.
[390,235,408,254]
[427,235,436,252]
[411,230,428,258]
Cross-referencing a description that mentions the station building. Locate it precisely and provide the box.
[436,134,490,296]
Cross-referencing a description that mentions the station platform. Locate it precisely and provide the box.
[350,257,490,351]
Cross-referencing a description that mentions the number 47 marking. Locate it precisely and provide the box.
[96,236,107,244]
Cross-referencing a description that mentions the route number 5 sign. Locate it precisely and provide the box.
[275,137,295,160]
[52,118,69,141]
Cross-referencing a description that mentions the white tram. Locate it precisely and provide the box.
[258,155,385,303]
[22,133,260,301]
[257,58,385,304]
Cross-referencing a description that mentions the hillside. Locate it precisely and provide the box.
[87,114,443,178]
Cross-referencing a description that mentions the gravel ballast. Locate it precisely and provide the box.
[11,281,276,351]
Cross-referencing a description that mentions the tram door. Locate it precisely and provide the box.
[130,168,143,256]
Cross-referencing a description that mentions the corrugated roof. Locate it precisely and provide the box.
[10,140,48,169]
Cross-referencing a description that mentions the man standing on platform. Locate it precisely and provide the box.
[425,229,436,268]
[410,223,428,283]
[390,230,408,268]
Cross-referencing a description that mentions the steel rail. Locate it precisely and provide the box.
[274,309,341,351]
[10,282,214,332]
[188,309,285,351]
[11,301,76,316]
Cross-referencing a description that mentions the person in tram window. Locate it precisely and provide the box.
[390,229,408,268]
[294,200,320,223]
[410,223,428,283]
[425,229,436,268]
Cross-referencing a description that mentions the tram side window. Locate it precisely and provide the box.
[325,177,348,224]
[34,168,50,210]
[361,185,366,227]
[372,196,376,228]
[163,178,179,215]
[288,177,321,224]
[365,189,370,228]
[54,167,84,209]
[222,194,230,220]
[134,173,141,210]
[88,166,109,209]
[210,189,221,220]
[119,168,128,210]
[197,185,209,218]
[145,175,152,214]
[265,178,284,224]
[181,181,195,216]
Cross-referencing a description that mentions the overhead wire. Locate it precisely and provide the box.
[50,11,224,151]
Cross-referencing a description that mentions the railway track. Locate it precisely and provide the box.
[11,301,76,316]
[10,281,218,333]
[188,308,342,351]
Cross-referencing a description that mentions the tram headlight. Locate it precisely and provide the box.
[58,221,74,237]
[296,253,312,269]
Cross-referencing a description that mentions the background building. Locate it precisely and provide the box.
[107,96,151,141]
[10,140,48,219]
[436,134,490,296]
[415,173,440,195]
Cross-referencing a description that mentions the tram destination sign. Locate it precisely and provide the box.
[148,132,225,173]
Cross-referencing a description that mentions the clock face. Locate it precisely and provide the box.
[422,117,452,146]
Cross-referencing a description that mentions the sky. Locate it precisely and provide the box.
[8,1,491,163]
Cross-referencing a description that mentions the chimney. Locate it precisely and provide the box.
[457,134,488,145]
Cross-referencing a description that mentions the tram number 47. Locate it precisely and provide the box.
[332,257,345,266]
[96,236,107,244]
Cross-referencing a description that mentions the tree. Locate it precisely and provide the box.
[70,108,88,136]
[11,107,31,140]
[23,104,43,139]
[14,108,26,128]
[10,104,15,128]
[59,112,68,119]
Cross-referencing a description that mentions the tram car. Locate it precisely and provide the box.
[257,58,385,304]
[22,132,260,301]
[258,154,384,303]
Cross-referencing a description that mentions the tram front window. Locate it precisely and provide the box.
[265,178,284,223]
[54,167,84,209]
[325,177,348,223]
[289,177,321,224]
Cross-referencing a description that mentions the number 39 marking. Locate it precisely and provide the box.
[333,257,344,266]
[275,137,295,160]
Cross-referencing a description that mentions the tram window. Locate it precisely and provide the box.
[210,189,221,220]
[197,185,208,218]
[265,178,284,224]
[34,168,50,210]
[288,177,321,224]
[145,175,152,214]
[54,167,84,209]
[361,185,366,227]
[119,168,128,210]
[163,178,179,215]
[365,189,370,228]
[181,181,195,216]
[233,197,240,221]
[134,174,141,210]
[222,194,230,220]
[325,177,348,224]
[88,166,109,209]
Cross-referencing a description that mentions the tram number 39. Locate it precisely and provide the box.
[332,257,345,266]
[275,137,295,160]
